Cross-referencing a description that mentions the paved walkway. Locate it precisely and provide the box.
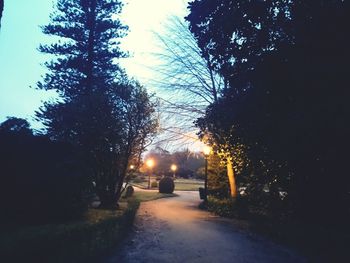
[104,191,306,263]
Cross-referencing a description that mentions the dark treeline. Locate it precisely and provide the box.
[186,0,349,228]
[0,118,87,225]
[144,147,205,178]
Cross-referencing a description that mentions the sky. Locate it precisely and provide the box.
[0,0,203,151]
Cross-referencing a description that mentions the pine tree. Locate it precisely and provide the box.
[36,0,156,208]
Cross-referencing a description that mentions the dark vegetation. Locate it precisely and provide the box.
[159,177,175,194]
[0,118,88,225]
[188,0,349,225]
[0,0,3,27]
[186,0,350,260]
[0,0,156,261]
[36,0,157,209]
[0,199,140,263]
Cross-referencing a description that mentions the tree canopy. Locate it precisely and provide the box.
[36,0,157,208]
[187,0,350,223]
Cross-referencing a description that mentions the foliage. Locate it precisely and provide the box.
[188,0,350,225]
[0,117,88,225]
[159,176,175,194]
[207,153,229,198]
[36,0,157,208]
[0,199,140,263]
[207,196,237,218]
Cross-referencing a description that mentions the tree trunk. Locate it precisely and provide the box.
[98,191,119,209]
[227,158,237,198]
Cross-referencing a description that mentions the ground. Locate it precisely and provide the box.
[103,190,306,263]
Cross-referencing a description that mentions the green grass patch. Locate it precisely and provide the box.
[133,191,177,202]
[131,178,204,191]
[0,199,140,263]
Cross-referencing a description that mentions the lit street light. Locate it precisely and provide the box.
[203,145,211,202]
[171,164,177,178]
[146,158,155,189]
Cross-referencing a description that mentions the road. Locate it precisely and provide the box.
[104,191,306,263]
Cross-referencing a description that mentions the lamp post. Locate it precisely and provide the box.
[146,159,155,189]
[203,145,211,202]
[171,164,177,178]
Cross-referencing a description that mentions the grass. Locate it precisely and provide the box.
[0,199,139,263]
[0,190,177,263]
[131,177,204,191]
[133,191,177,202]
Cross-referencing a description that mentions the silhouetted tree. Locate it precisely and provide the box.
[188,0,350,223]
[36,0,156,208]
[0,0,3,28]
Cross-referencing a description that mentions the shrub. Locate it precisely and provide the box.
[159,176,175,193]
[151,181,158,188]
[124,185,134,198]
[207,196,249,219]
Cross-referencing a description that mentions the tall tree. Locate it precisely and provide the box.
[37,0,156,208]
[188,0,350,222]
[149,16,224,150]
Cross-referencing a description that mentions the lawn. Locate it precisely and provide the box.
[0,190,177,263]
[130,177,204,191]
[133,191,177,202]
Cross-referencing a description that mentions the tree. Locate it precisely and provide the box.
[36,0,156,208]
[149,16,224,150]
[187,0,291,88]
[188,0,350,222]
[0,117,31,133]
[0,0,3,28]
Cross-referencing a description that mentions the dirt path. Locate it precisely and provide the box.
[104,191,306,263]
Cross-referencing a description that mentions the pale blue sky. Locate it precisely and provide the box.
[0,0,188,128]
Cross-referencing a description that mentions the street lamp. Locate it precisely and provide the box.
[129,164,135,170]
[146,158,155,189]
[171,164,177,178]
[203,145,211,202]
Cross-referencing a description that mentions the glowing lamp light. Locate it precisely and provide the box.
[146,159,155,168]
[171,164,177,172]
[129,165,135,170]
[203,145,212,156]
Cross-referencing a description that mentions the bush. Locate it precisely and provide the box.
[207,196,249,219]
[151,181,158,188]
[159,176,175,193]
